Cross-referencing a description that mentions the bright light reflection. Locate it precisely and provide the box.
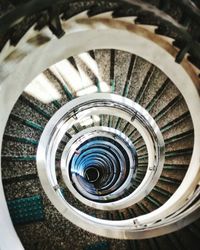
[27,50,112,104]
[50,59,83,92]
[79,52,110,93]
[24,73,61,103]
[80,117,93,127]
[99,81,111,92]
[79,115,100,127]
[76,85,98,96]
[79,52,99,78]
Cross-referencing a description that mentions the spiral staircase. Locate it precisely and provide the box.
[0,0,200,249]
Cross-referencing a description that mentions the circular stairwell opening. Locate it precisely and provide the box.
[1,22,199,247]
[1,47,197,242]
[0,1,200,249]
[85,167,100,183]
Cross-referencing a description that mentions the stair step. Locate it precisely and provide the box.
[7,195,44,225]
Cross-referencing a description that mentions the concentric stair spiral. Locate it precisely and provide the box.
[0,0,200,250]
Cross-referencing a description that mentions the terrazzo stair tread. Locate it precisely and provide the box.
[156,181,178,196]
[12,98,49,127]
[164,154,191,166]
[125,55,137,87]
[65,125,79,136]
[3,178,41,200]
[154,98,189,129]
[152,186,172,198]
[159,176,181,186]
[139,67,168,108]
[49,58,81,99]
[165,136,194,152]
[127,207,137,218]
[141,198,158,212]
[17,221,92,250]
[7,194,45,227]
[137,165,187,178]
[137,148,192,165]
[121,121,132,134]
[115,117,130,133]
[87,1,119,17]
[1,161,37,180]
[93,49,111,86]
[60,188,102,218]
[2,140,37,156]
[161,115,193,139]
[135,143,147,153]
[147,191,168,207]
[160,169,186,181]
[124,57,151,101]
[133,138,146,151]
[48,66,75,101]
[83,241,110,250]
[135,145,147,156]
[16,222,72,250]
[4,117,42,141]
[127,129,141,142]
[148,82,180,118]
[145,78,171,113]
[3,134,38,146]
[109,239,127,250]
[110,50,133,128]
[114,53,136,130]
[163,164,188,171]
[2,173,38,185]
[134,65,156,105]
[22,93,59,117]
[40,197,95,246]
[61,1,93,20]
[136,173,180,195]
[1,154,36,162]
[109,49,115,82]
[128,202,145,217]
[154,95,183,123]
[73,54,98,91]
[44,69,74,106]
[10,113,44,132]
[115,210,126,220]
[165,148,193,159]
[135,202,149,216]
[164,129,194,144]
